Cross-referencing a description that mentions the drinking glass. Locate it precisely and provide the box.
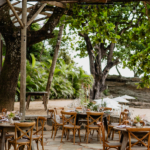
[2,112,5,118]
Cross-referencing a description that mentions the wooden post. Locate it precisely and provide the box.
[20,0,27,120]
[0,33,2,75]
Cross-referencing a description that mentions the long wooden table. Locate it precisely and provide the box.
[26,91,48,110]
[113,126,150,150]
[0,123,35,150]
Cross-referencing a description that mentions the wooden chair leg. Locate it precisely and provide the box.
[61,128,65,143]
[41,139,44,150]
[86,129,89,144]
[53,126,57,140]
[112,129,115,140]
[78,129,81,142]
[36,140,39,150]
[51,124,54,138]
[99,129,101,144]
[73,129,75,144]
[84,129,87,141]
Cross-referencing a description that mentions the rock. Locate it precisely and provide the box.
[106,75,150,104]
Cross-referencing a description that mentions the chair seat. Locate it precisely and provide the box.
[0,134,14,139]
[32,134,42,140]
[109,123,119,128]
[9,139,30,144]
[64,125,80,129]
[105,142,121,147]
[86,125,99,129]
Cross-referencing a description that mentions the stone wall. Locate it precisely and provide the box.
[106,75,150,104]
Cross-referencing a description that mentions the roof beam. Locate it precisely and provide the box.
[32,16,49,23]
[27,3,46,26]
[7,0,24,28]
[14,6,52,17]
[12,1,21,6]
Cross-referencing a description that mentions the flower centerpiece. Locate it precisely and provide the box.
[135,115,141,128]
[8,112,15,124]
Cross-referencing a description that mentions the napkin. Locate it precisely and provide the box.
[0,118,9,122]
[116,125,131,128]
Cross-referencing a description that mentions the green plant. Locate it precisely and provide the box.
[103,89,109,96]
[135,115,141,122]
[8,112,15,119]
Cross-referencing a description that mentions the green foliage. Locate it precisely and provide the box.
[16,56,94,101]
[135,115,141,122]
[103,89,109,96]
[8,112,15,119]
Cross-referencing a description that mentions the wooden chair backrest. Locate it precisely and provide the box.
[103,107,112,111]
[14,122,35,149]
[124,109,129,112]
[127,127,150,149]
[54,107,64,115]
[133,120,145,126]
[2,108,7,113]
[61,111,77,126]
[47,109,55,119]
[86,112,104,126]
[76,107,82,110]
[34,117,47,137]
[119,112,128,124]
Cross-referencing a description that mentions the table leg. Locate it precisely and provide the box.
[26,95,31,110]
[0,128,6,150]
[103,117,108,133]
[120,131,128,150]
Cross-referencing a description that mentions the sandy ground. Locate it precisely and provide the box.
[14,99,150,121]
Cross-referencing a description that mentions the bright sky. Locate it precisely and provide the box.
[71,52,134,77]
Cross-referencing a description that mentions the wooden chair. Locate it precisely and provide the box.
[2,108,7,114]
[8,122,35,150]
[126,127,150,150]
[32,117,47,150]
[49,109,63,140]
[107,111,128,140]
[103,107,112,125]
[97,122,121,150]
[84,112,104,144]
[61,111,81,144]
[54,107,64,118]
[47,109,54,119]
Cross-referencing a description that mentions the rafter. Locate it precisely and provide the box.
[12,1,21,6]
[32,16,49,23]
[14,6,52,17]
[27,3,46,26]
[7,0,24,28]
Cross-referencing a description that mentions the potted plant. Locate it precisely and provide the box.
[8,112,15,124]
[135,115,141,128]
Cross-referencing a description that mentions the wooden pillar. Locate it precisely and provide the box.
[20,0,27,120]
[0,33,2,75]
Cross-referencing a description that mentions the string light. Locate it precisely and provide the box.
[17,31,20,36]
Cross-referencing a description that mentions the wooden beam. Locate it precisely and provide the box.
[6,0,24,28]
[12,1,20,6]
[32,16,49,23]
[14,6,52,17]
[41,1,66,8]
[20,0,27,121]
[27,3,46,27]
[12,11,22,22]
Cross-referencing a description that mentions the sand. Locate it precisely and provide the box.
[14,99,150,121]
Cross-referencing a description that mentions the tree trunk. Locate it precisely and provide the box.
[116,65,121,77]
[0,38,21,111]
[43,24,64,110]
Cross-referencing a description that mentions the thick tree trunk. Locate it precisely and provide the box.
[0,38,21,111]
[0,3,65,111]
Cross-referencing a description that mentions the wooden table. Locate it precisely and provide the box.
[113,126,150,150]
[0,123,35,150]
[26,91,48,110]
[76,112,109,132]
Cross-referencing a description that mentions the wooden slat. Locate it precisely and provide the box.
[6,0,23,28]
[12,11,22,22]
[14,6,52,17]
[12,1,20,6]
[41,1,66,8]
[32,16,49,23]
[27,3,46,26]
